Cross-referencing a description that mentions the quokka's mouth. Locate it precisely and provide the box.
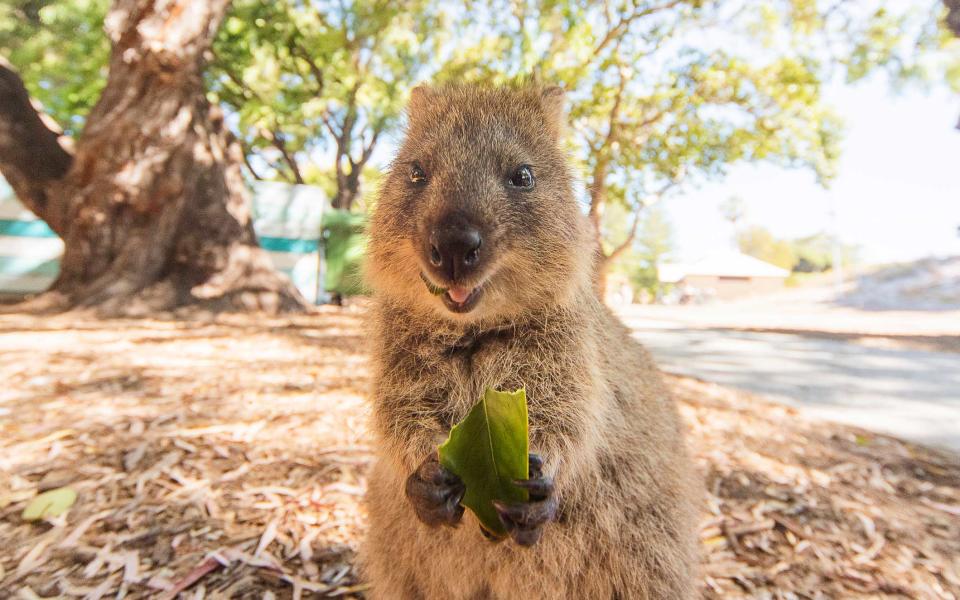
[441,285,483,313]
[420,272,484,314]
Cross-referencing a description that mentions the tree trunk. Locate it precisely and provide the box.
[0,60,72,232]
[948,0,960,37]
[0,0,306,315]
[948,0,960,129]
[331,171,361,211]
[587,165,610,300]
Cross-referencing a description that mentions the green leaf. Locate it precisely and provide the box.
[22,487,77,521]
[438,387,529,538]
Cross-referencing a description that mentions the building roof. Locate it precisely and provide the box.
[659,251,790,283]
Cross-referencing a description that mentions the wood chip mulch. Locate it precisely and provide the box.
[0,307,957,598]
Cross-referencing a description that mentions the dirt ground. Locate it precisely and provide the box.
[1,307,958,599]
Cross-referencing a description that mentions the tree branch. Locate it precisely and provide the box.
[945,0,960,128]
[220,69,306,183]
[262,129,304,185]
[0,59,73,234]
[223,69,256,102]
[290,41,326,95]
[238,139,264,181]
[588,68,628,228]
[605,208,644,263]
[321,114,341,140]
[592,0,685,58]
[356,126,381,171]
[603,180,678,263]
[949,0,960,36]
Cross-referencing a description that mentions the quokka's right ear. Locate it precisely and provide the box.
[407,85,437,125]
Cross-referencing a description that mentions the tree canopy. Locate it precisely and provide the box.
[0,0,109,135]
[2,0,957,282]
[208,0,444,209]
[434,0,957,278]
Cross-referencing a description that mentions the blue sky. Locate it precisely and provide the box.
[664,78,960,265]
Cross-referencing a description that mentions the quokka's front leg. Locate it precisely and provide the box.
[405,454,466,528]
[492,453,559,547]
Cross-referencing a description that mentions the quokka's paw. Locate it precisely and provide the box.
[492,453,558,547]
[405,454,466,528]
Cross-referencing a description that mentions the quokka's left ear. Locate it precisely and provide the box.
[407,84,438,130]
[540,86,567,139]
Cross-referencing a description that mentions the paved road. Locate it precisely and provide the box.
[619,314,960,452]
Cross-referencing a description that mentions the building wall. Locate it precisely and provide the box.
[683,274,785,300]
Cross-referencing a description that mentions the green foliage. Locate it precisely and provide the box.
[604,202,675,299]
[0,0,109,134]
[438,388,529,538]
[1,0,443,209]
[321,210,368,296]
[737,227,859,273]
[632,205,676,298]
[843,4,960,90]
[432,0,954,276]
[737,225,797,270]
[791,233,835,273]
[208,0,444,204]
[2,0,955,228]
[435,0,863,196]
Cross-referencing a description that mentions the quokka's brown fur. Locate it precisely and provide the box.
[361,83,700,599]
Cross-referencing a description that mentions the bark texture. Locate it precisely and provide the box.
[948,0,960,130]
[0,0,306,314]
[948,0,960,37]
[0,59,73,234]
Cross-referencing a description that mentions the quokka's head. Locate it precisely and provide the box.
[365,83,593,324]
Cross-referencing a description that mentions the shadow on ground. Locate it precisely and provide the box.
[0,308,957,598]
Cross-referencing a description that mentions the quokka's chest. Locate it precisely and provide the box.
[392,331,534,425]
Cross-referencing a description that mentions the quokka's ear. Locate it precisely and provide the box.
[407,85,437,126]
[540,86,567,138]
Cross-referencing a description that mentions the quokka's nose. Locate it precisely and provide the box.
[428,223,483,282]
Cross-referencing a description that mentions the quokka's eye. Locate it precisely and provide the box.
[410,163,427,185]
[507,165,535,189]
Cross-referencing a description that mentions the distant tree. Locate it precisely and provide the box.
[720,197,746,227]
[720,196,747,244]
[945,0,960,127]
[0,0,305,313]
[631,205,675,299]
[602,200,674,300]
[791,233,835,273]
[737,226,797,271]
